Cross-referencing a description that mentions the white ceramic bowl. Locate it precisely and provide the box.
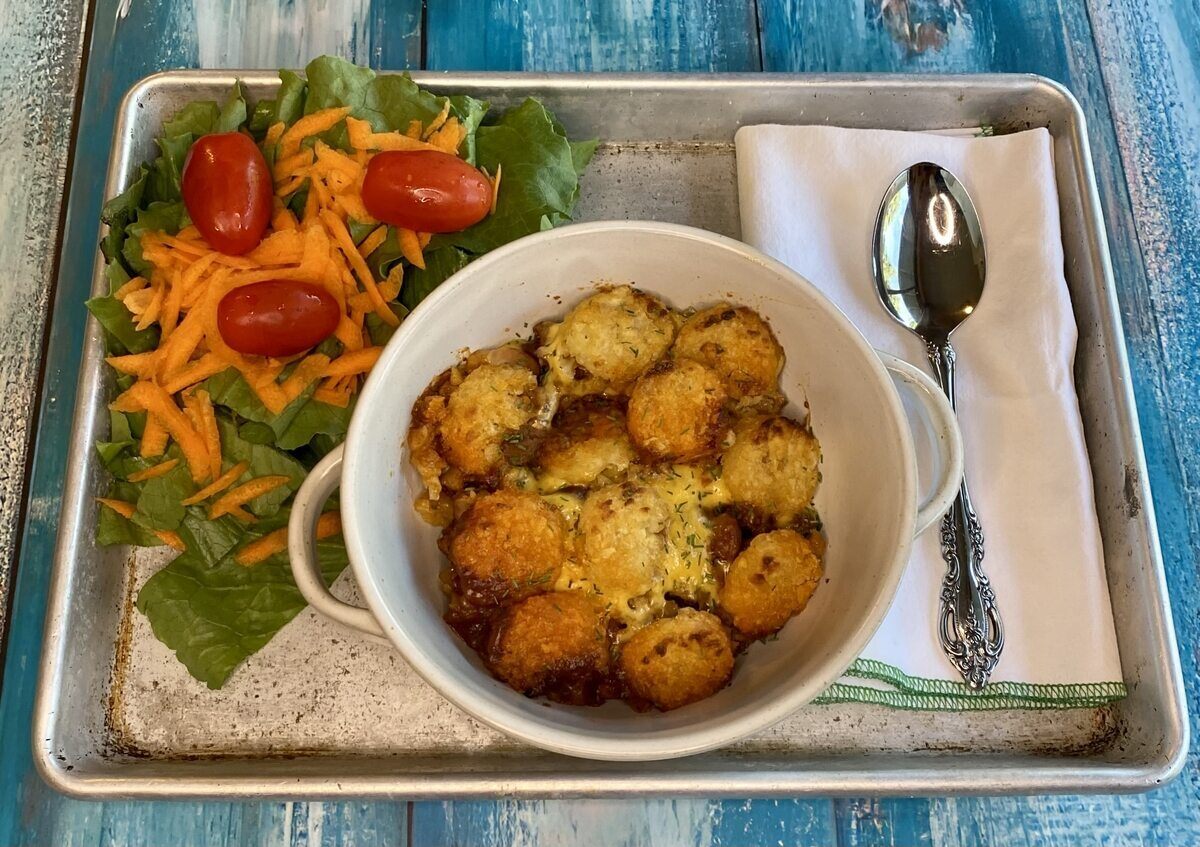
[289,221,962,761]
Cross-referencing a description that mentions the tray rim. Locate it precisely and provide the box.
[33,69,1189,800]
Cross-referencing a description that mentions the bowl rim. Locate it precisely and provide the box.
[341,220,917,760]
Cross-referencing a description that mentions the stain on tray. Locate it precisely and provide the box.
[1124,464,1143,518]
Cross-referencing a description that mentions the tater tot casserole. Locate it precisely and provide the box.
[406,285,825,711]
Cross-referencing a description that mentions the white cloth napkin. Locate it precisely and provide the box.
[735,125,1124,708]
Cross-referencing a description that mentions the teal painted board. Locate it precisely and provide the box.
[407,799,840,846]
[425,0,762,71]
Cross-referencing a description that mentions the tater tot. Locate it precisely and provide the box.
[438,363,539,480]
[674,304,784,402]
[577,481,671,604]
[721,415,821,531]
[718,529,823,639]
[442,490,567,606]
[619,609,734,710]
[537,396,635,489]
[626,358,728,463]
[541,286,676,395]
[487,592,611,705]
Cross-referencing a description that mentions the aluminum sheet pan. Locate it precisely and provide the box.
[33,72,1188,799]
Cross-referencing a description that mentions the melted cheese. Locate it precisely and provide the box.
[548,466,730,633]
[650,465,729,607]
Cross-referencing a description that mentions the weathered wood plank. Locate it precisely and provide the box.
[0,0,87,680]
[425,0,762,71]
[409,799,841,847]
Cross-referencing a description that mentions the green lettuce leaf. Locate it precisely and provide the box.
[275,398,355,451]
[122,201,185,273]
[133,460,195,531]
[399,247,471,311]
[136,507,348,689]
[216,418,306,515]
[85,295,159,355]
[97,499,167,549]
[440,99,582,255]
[100,166,149,263]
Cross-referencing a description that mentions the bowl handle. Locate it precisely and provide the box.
[288,444,386,638]
[876,351,964,537]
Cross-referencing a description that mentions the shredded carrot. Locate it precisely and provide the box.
[247,229,305,266]
[346,116,438,153]
[264,121,286,149]
[417,232,432,249]
[179,252,219,294]
[332,191,374,223]
[111,381,209,482]
[155,530,186,551]
[274,175,308,198]
[97,498,136,519]
[114,276,147,300]
[319,210,396,325]
[423,101,452,140]
[491,162,502,212]
[127,458,180,482]
[280,354,331,404]
[106,351,161,378]
[210,475,291,520]
[139,414,169,458]
[226,505,258,523]
[272,206,298,231]
[357,225,388,259]
[274,148,315,180]
[278,106,352,159]
[162,352,227,395]
[428,117,464,155]
[160,268,184,338]
[313,141,361,177]
[135,277,165,330]
[302,185,319,222]
[398,228,425,270]
[183,389,222,483]
[324,347,383,378]
[313,386,351,407]
[235,511,342,567]
[181,460,248,506]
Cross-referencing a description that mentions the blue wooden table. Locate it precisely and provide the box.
[1,0,1197,843]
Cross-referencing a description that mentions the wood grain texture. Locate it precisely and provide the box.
[425,0,762,71]
[0,0,87,680]
[2,0,1199,844]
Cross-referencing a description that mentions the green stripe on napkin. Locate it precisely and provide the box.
[813,658,1127,711]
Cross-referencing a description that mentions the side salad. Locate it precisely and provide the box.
[91,56,596,688]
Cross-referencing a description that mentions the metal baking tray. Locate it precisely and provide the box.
[34,72,1187,798]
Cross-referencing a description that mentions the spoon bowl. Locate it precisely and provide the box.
[873,162,986,340]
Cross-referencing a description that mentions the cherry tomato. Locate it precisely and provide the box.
[181,132,272,255]
[217,281,340,357]
[361,150,492,233]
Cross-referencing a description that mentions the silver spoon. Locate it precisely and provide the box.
[872,161,1003,690]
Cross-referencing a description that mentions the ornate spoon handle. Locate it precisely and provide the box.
[926,339,1004,690]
